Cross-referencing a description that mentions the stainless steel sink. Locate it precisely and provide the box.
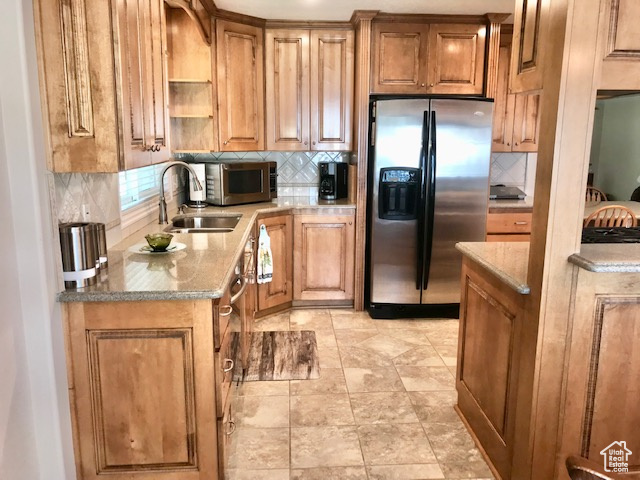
[165,214,241,233]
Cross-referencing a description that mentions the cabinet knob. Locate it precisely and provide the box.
[223,358,234,373]
[223,141,228,145]
[304,141,308,146]
[421,83,426,87]
[430,83,434,87]
[312,141,316,145]
[507,142,511,146]
[349,221,353,225]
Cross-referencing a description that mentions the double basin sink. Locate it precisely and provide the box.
[165,214,241,233]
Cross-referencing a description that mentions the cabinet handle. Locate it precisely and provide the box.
[223,358,234,373]
[514,221,528,225]
[230,275,248,304]
[219,305,233,316]
[349,221,353,225]
[226,420,236,435]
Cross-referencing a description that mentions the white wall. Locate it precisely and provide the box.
[592,94,640,200]
[0,0,75,478]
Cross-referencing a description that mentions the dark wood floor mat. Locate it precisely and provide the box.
[236,330,319,382]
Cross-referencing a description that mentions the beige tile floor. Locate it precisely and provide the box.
[227,309,495,480]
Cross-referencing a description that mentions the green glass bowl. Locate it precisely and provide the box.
[145,233,173,251]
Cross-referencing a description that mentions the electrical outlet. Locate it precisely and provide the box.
[81,203,90,221]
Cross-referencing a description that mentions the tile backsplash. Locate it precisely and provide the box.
[490,152,533,192]
[179,151,350,197]
[53,173,121,229]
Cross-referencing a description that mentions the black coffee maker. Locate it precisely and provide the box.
[318,162,348,200]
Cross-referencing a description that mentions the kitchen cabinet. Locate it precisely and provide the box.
[457,256,525,480]
[265,28,354,151]
[62,300,219,479]
[255,214,293,316]
[293,214,355,301]
[216,19,265,151]
[599,0,640,89]
[486,212,532,242]
[36,0,170,172]
[166,6,217,153]
[492,33,541,153]
[510,0,549,93]
[371,22,486,95]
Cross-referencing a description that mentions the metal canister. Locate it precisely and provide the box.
[59,223,98,289]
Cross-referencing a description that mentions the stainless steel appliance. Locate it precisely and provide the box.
[59,222,98,289]
[366,97,493,318]
[205,161,277,206]
[319,162,349,200]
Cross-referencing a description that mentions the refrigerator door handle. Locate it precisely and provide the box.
[423,110,437,290]
[416,111,429,290]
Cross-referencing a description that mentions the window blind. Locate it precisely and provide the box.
[118,163,185,226]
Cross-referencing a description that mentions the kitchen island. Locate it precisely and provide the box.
[58,197,355,480]
[456,240,640,479]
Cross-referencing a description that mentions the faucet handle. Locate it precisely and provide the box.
[177,204,188,215]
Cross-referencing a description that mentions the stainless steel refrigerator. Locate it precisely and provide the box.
[366,97,493,318]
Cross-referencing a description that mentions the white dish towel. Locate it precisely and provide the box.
[257,224,273,284]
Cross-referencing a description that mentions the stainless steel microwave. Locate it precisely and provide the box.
[204,161,277,206]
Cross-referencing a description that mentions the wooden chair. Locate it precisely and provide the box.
[566,456,622,480]
[586,186,608,204]
[584,205,638,227]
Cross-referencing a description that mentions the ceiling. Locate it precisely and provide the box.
[213,0,514,21]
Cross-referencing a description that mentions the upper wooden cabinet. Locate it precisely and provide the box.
[114,0,171,169]
[427,24,486,95]
[265,29,354,151]
[510,0,550,93]
[216,20,265,151]
[36,0,170,172]
[492,32,541,153]
[599,0,640,89]
[371,22,486,95]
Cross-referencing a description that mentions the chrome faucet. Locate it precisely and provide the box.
[158,161,203,224]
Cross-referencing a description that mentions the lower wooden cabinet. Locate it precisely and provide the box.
[255,214,293,315]
[457,257,525,480]
[293,214,355,301]
[62,300,219,480]
[486,211,532,242]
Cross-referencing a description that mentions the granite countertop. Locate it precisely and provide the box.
[488,197,534,213]
[568,244,640,273]
[58,197,355,302]
[455,242,531,294]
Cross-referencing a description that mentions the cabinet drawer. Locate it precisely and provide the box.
[486,212,532,234]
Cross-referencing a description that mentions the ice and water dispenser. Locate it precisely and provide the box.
[378,167,420,220]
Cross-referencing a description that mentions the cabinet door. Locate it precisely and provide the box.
[310,30,354,151]
[216,20,265,151]
[600,0,640,89]
[371,23,428,93]
[510,0,549,93]
[265,29,310,151]
[512,93,541,152]
[293,214,355,301]
[492,44,516,152]
[114,0,152,169]
[256,215,293,312]
[65,301,218,479]
[427,24,486,95]
[145,0,170,164]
